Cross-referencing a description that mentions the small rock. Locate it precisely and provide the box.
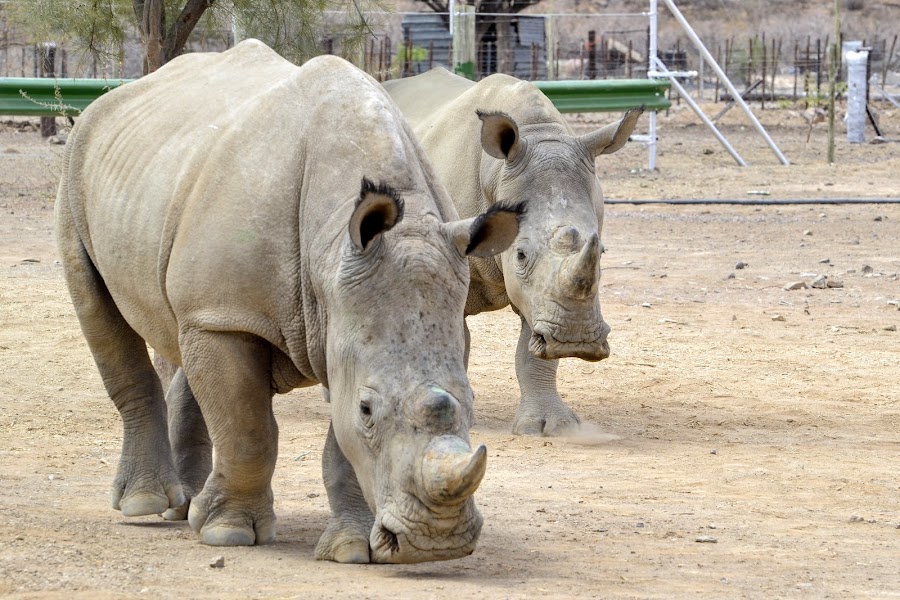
[306,492,320,498]
[21,258,40,263]
[695,536,718,543]
[47,133,67,145]
[861,265,874,274]
[707,524,717,529]
[784,281,807,291]
[826,278,843,289]
[874,216,883,222]
[635,522,645,528]
[710,449,718,455]
[735,261,748,270]
[210,556,225,568]
[849,515,865,523]
[818,258,831,264]
[641,302,652,308]
[870,136,887,144]
[771,315,786,322]
[725,272,736,280]
[703,148,714,155]
[810,275,828,289]
[803,230,813,236]
[884,325,897,332]
[140,588,149,594]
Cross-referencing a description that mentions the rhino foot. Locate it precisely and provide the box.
[162,500,190,521]
[315,519,371,563]
[187,486,276,546]
[512,400,582,437]
[112,465,185,517]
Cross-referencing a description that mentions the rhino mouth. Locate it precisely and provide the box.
[369,501,483,564]
[530,320,611,361]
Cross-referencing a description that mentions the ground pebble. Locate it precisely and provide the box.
[784,281,807,291]
[862,265,874,274]
[849,515,865,523]
[803,230,813,236]
[771,315,786,322]
[810,275,828,289]
[710,449,718,455]
[210,556,225,568]
[735,261,748,270]
[826,278,843,289]
[884,325,897,332]
[819,258,831,264]
[695,536,718,543]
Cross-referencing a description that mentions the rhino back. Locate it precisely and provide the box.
[61,41,431,377]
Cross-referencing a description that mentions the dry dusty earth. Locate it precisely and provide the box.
[0,101,898,599]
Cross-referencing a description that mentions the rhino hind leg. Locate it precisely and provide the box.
[512,316,582,436]
[315,422,373,563]
[180,330,279,546]
[161,367,212,521]
[55,200,185,516]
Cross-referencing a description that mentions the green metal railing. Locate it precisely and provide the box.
[0,76,669,117]
[533,79,671,113]
[0,77,133,117]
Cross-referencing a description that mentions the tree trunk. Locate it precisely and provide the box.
[164,0,216,64]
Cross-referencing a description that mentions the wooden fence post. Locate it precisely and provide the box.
[39,42,56,138]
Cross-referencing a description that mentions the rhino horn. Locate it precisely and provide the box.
[580,106,644,157]
[420,436,487,505]
[561,233,600,301]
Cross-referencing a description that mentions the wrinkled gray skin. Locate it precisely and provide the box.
[55,41,522,563]
[384,69,642,436]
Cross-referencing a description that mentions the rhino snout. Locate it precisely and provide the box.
[369,496,484,563]
[530,319,611,361]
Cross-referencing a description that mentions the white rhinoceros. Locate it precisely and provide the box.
[55,40,522,564]
[383,69,642,436]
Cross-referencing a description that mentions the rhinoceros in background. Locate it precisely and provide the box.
[383,69,642,436]
[56,40,522,564]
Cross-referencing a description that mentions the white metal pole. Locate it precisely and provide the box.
[449,0,455,37]
[648,0,658,170]
[654,58,747,166]
[661,0,790,165]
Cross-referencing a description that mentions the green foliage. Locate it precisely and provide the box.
[9,0,386,67]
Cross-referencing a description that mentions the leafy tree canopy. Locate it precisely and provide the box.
[10,0,382,71]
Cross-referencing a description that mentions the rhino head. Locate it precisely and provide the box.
[322,178,522,563]
[476,108,643,361]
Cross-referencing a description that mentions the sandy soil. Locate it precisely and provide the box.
[1,101,898,599]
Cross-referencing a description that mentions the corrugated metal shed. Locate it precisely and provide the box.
[400,14,452,74]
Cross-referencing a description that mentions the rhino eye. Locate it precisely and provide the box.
[359,398,375,427]
[515,249,527,264]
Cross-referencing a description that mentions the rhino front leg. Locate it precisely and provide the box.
[180,331,278,546]
[315,421,374,563]
[512,316,582,436]
[161,367,212,521]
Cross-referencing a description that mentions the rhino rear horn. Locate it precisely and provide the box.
[476,110,523,161]
[349,178,404,252]
[580,106,644,157]
[442,201,526,258]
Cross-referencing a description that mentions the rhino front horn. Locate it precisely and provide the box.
[420,436,487,504]
[561,233,600,301]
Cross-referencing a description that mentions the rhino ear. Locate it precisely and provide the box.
[579,106,644,157]
[476,110,523,161]
[442,202,526,258]
[349,178,404,252]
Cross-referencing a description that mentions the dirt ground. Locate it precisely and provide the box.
[1,101,898,599]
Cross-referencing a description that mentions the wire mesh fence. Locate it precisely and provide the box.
[1,4,898,108]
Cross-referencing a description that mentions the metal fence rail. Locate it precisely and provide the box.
[1,75,670,117]
[0,77,132,116]
[533,78,670,112]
